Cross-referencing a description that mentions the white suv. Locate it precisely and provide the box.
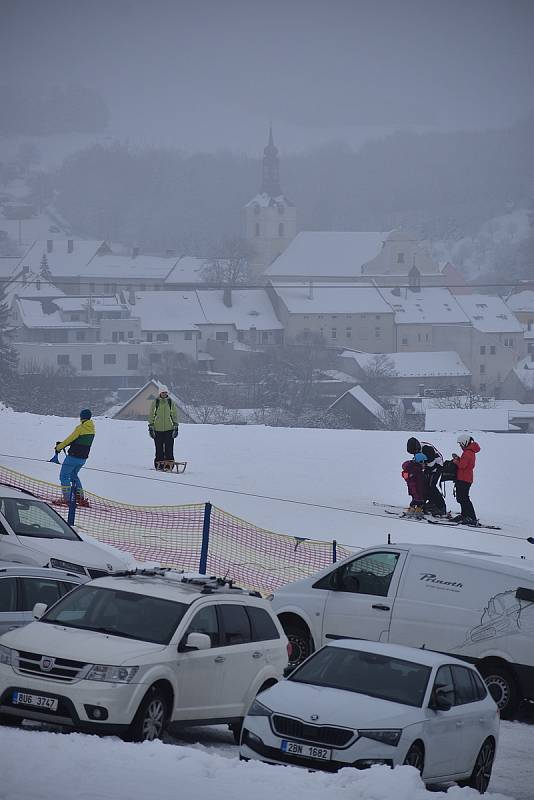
[0,570,289,741]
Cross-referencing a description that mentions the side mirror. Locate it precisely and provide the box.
[33,602,47,620]
[430,687,452,711]
[178,632,211,652]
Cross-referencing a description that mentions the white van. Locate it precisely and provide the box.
[270,543,534,717]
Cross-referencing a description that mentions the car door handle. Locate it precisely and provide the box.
[214,655,226,663]
[455,721,463,727]
[371,604,390,611]
[252,651,263,659]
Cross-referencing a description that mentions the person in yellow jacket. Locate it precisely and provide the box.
[54,409,95,505]
[148,386,178,468]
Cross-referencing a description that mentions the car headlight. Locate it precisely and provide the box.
[357,729,402,747]
[0,645,14,667]
[247,698,272,717]
[49,558,87,576]
[86,665,139,683]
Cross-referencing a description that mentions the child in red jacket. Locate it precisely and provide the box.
[452,433,480,525]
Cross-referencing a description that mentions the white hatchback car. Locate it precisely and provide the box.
[240,640,499,794]
[0,485,134,578]
[0,570,289,741]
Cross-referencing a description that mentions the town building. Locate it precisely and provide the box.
[328,385,386,429]
[244,128,297,276]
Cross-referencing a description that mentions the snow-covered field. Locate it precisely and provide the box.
[0,410,533,799]
[0,412,532,558]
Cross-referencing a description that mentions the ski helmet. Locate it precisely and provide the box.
[457,433,472,447]
[406,437,421,454]
[80,409,92,420]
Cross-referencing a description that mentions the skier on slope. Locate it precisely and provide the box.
[401,451,427,515]
[54,409,95,506]
[451,433,480,526]
[406,437,446,516]
[148,386,179,469]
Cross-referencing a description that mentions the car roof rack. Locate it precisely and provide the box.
[108,568,261,597]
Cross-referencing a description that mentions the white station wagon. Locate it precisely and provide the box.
[240,640,499,793]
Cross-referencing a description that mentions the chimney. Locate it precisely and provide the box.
[223,286,232,307]
[308,281,314,300]
[67,239,74,254]
[418,383,425,397]
[132,246,140,259]
[391,285,401,297]
[21,265,29,284]
[128,287,136,306]
[46,240,53,253]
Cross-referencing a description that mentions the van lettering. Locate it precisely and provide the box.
[420,572,463,589]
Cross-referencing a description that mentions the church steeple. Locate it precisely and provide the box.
[260,125,281,197]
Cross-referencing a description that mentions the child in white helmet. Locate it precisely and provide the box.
[452,433,480,525]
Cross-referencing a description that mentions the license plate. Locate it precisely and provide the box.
[280,739,331,760]
[12,691,58,711]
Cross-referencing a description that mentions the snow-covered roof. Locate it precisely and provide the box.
[513,357,534,390]
[265,231,386,278]
[505,290,534,314]
[347,385,385,418]
[381,287,469,324]
[110,379,202,423]
[4,271,65,305]
[17,239,107,277]
[454,293,523,333]
[196,289,282,330]
[85,253,177,280]
[164,256,206,284]
[272,282,392,314]
[340,349,471,377]
[425,407,521,432]
[131,291,202,331]
[16,298,93,329]
[322,369,358,383]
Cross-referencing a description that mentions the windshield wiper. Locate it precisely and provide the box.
[93,627,140,639]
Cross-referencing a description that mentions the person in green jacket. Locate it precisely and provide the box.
[148,386,179,468]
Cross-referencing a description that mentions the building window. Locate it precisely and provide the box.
[127,331,133,338]
[215,331,229,342]
[184,331,193,340]
[255,222,260,237]
[261,332,269,344]
[139,284,146,291]
[104,354,116,365]
[490,345,496,355]
[480,345,486,355]
[303,328,310,339]
[149,353,161,363]
[81,354,92,371]
[57,354,70,366]
[425,333,430,342]
[71,313,80,322]
[146,332,153,342]
[156,333,169,342]
[417,333,421,342]
[346,327,352,338]
[480,364,485,374]
[375,315,381,320]
[89,283,96,293]
[278,222,284,238]
[128,354,138,370]
[397,252,405,264]
[480,383,486,392]
[375,327,381,338]
[331,328,337,339]
[76,331,85,341]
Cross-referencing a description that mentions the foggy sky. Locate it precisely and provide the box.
[1,0,533,153]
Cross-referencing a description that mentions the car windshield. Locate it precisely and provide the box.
[289,646,431,708]
[42,585,188,645]
[0,497,80,540]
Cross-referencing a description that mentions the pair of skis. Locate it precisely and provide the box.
[372,501,501,531]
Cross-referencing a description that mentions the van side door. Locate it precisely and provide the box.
[319,550,406,645]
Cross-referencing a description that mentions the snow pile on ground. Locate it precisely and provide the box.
[0,412,532,559]
[0,728,512,800]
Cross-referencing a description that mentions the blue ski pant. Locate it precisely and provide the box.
[60,455,87,501]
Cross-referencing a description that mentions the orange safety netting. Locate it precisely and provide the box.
[0,465,354,594]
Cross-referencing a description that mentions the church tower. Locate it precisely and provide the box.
[244,127,297,277]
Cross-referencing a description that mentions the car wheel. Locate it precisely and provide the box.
[404,742,424,774]
[127,687,168,742]
[479,664,519,718]
[284,623,311,667]
[462,738,495,794]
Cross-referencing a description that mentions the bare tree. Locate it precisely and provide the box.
[433,387,496,409]
[360,353,397,397]
[202,236,256,285]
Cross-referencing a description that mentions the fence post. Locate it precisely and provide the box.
[67,481,77,526]
[199,502,212,574]
[332,539,337,563]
